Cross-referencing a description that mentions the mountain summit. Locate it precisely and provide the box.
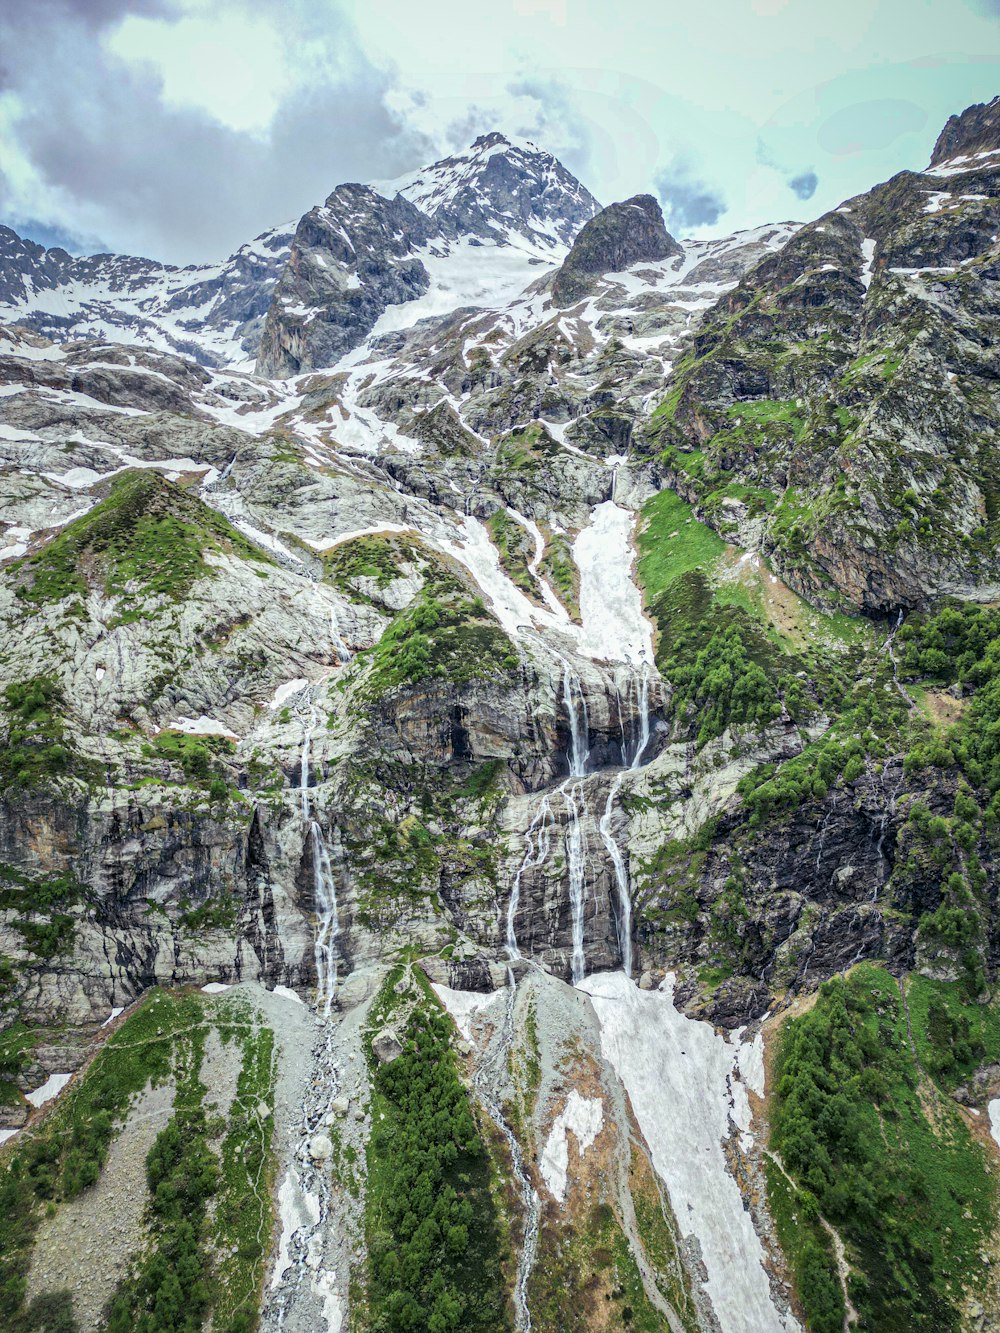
[256,135,602,376]
[373,131,600,251]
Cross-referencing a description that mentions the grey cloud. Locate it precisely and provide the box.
[654,163,727,232]
[788,170,818,200]
[0,2,435,263]
[3,218,108,254]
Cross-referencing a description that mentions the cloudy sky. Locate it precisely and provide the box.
[1,0,997,263]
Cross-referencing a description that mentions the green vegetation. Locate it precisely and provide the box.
[666,623,783,746]
[539,530,579,620]
[0,677,97,790]
[487,509,535,598]
[321,533,424,608]
[364,969,508,1332]
[770,964,996,1331]
[144,729,236,798]
[738,734,867,827]
[13,470,269,618]
[355,572,518,699]
[905,974,1000,1090]
[530,1195,675,1333]
[765,1158,843,1333]
[0,990,276,1333]
[636,490,724,604]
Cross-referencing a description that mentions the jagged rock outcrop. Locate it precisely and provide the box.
[552,194,683,307]
[930,94,1000,166]
[256,133,602,377]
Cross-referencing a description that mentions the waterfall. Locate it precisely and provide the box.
[299,705,340,1015]
[558,662,592,985]
[329,604,351,665]
[631,664,652,768]
[299,711,315,820]
[507,656,655,983]
[598,774,632,978]
[565,781,589,985]
[310,821,339,1018]
[506,796,554,960]
[597,663,653,977]
[561,663,590,777]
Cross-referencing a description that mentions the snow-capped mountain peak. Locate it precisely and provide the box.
[372,131,600,253]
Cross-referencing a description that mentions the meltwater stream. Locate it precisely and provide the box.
[299,706,340,1017]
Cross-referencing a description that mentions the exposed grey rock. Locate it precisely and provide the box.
[552,194,683,307]
[371,1028,402,1064]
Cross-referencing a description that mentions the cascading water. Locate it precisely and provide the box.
[506,656,657,982]
[597,663,654,977]
[506,796,554,960]
[299,704,340,1017]
[598,774,632,978]
[558,660,592,985]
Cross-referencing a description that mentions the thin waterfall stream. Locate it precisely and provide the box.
[507,656,655,982]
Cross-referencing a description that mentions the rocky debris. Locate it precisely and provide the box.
[308,1133,334,1161]
[552,194,683,307]
[25,1076,176,1330]
[371,1027,403,1064]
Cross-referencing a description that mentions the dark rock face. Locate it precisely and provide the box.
[256,187,436,377]
[256,134,601,375]
[552,195,683,307]
[930,95,1000,166]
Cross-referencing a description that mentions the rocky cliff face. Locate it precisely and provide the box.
[255,133,602,377]
[551,194,683,307]
[645,114,1000,614]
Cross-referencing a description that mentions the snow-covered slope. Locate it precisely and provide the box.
[373,131,599,252]
[0,222,293,370]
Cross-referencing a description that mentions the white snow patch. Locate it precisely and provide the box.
[202,982,231,993]
[573,502,654,666]
[168,715,239,738]
[101,1006,124,1027]
[272,984,304,1005]
[431,983,503,1044]
[540,1090,605,1202]
[26,1072,73,1108]
[583,971,796,1333]
[303,523,411,551]
[269,678,308,711]
[0,1128,18,1145]
[270,1166,321,1291]
[989,1098,1000,1150]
